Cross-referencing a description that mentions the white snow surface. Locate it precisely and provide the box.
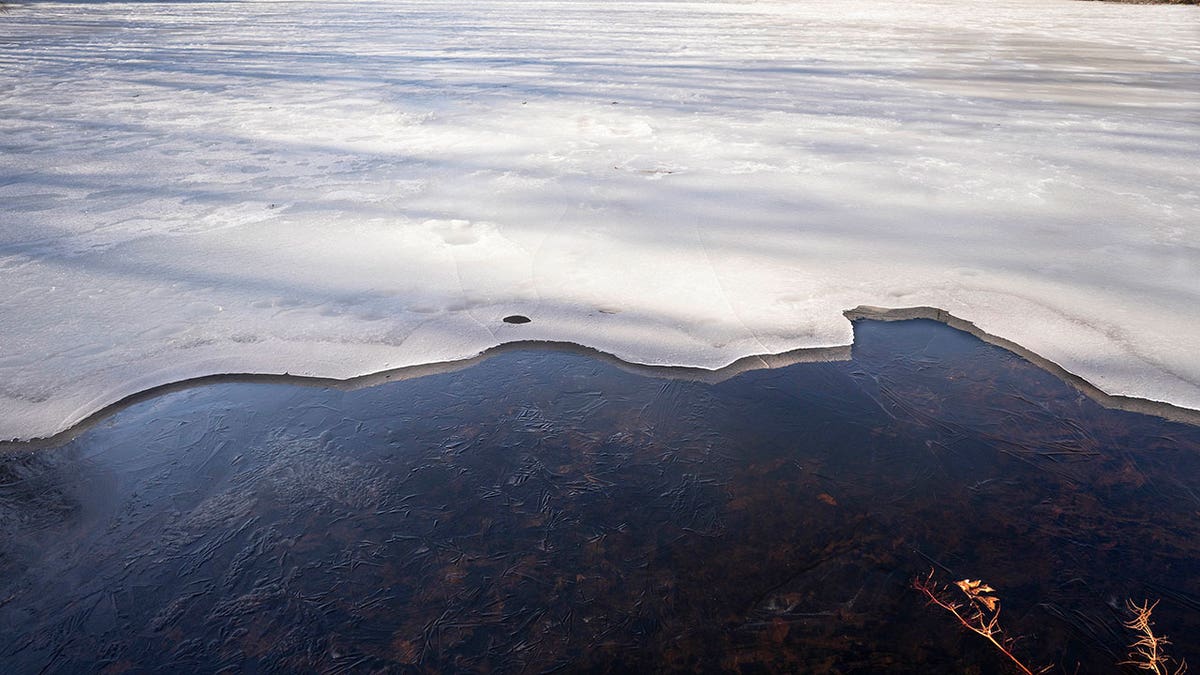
[1,0,1198,440]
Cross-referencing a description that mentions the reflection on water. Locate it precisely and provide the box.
[1,319,1198,673]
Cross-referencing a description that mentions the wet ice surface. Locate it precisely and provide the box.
[1,0,1200,440]
[2,320,1199,673]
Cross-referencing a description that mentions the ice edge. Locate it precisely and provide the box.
[3,305,1198,450]
[845,305,1200,429]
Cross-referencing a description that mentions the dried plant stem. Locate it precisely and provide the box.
[1123,599,1187,675]
[913,570,1041,675]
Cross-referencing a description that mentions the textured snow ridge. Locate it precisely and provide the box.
[1,0,1198,441]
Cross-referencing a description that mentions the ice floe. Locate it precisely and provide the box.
[0,0,1197,440]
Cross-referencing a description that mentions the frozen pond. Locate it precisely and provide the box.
[2,320,1198,672]
[1,0,1199,441]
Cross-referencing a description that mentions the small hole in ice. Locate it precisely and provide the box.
[503,315,531,324]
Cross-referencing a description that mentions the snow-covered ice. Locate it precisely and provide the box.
[1,0,1198,440]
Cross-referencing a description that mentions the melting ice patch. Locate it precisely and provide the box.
[0,0,1198,440]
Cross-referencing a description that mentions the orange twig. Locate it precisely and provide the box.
[1122,599,1187,675]
[913,569,1045,675]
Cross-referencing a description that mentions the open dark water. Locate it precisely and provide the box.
[2,320,1199,674]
